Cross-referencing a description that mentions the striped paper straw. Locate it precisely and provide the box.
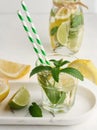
[17,10,46,65]
[21,0,50,65]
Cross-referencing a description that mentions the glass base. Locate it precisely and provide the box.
[42,101,73,114]
[53,46,78,56]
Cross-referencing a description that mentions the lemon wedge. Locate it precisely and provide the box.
[69,59,97,85]
[0,59,31,79]
[0,78,10,102]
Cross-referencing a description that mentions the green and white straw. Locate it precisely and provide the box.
[21,0,46,55]
[17,10,49,65]
[17,0,50,65]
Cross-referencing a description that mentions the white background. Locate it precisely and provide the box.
[0,0,97,14]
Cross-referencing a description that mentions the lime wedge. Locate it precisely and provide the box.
[57,22,69,45]
[9,87,30,109]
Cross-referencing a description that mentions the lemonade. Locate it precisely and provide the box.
[49,0,84,54]
[30,55,83,113]
[38,71,78,113]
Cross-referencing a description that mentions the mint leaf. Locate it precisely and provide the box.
[60,60,70,67]
[57,92,66,104]
[61,67,84,81]
[71,14,84,28]
[50,59,70,67]
[43,87,61,104]
[51,67,60,82]
[69,29,78,39]
[29,102,42,117]
[50,26,58,36]
[30,65,52,77]
[50,9,55,17]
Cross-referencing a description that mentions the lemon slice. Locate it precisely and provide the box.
[69,59,97,85]
[57,22,69,45]
[59,73,78,92]
[9,87,30,109]
[0,59,31,79]
[0,78,10,102]
[55,7,71,20]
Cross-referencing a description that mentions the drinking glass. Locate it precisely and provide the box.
[37,55,78,113]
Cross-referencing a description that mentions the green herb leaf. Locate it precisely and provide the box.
[30,65,52,77]
[61,67,84,81]
[50,26,58,36]
[43,87,61,104]
[50,9,55,17]
[51,67,60,82]
[69,29,78,39]
[50,59,70,67]
[71,14,84,28]
[60,60,70,67]
[29,102,42,117]
[57,92,66,104]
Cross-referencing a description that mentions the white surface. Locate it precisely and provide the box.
[0,80,96,126]
[0,12,97,129]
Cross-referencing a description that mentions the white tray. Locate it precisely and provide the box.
[0,79,97,126]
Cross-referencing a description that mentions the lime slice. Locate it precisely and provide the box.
[9,87,30,109]
[57,22,69,45]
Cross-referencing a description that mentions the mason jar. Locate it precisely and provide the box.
[49,0,84,55]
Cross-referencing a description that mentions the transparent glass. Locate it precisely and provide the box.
[49,0,84,55]
[37,55,78,113]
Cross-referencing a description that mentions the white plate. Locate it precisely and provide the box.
[0,79,97,126]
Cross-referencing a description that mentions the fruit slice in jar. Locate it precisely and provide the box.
[55,7,71,20]
[56,22,70,45]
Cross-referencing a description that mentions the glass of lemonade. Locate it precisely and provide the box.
[49,0,84,55]
[36,55,80,113]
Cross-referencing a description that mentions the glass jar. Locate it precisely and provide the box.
[36,55,78,113]
[49,0,84,55]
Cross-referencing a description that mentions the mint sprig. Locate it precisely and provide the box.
[30,59,84,82]
[29,102,42,117]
